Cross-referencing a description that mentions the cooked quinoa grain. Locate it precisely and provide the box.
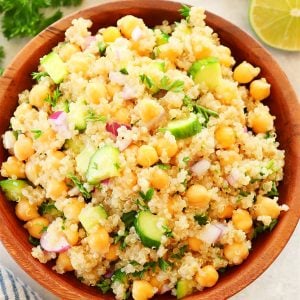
[0,6,286,299]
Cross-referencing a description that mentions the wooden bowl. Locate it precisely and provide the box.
[0,1,299,299]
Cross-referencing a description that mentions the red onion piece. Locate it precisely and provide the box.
[49,111,72,139]
[49,111,63,120]
[104,270,114,279]
[122,85,137,100]
[83,36,96,50]
[109,71,126,85]
[190,159,211,176]
[226,168,241,186]
[199,224,222,245]
[101,179,110,185]
[40,231,70,253]
[106,122,131,137]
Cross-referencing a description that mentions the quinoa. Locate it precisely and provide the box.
[0,5,286,300]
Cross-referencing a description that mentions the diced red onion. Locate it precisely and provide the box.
[109,71,126,85]
[40,231,70,253]
[106,122,131,137]
[226,168,241,186]
[199,224,222,245]
[160,284,172,294]
[190,159,211,176]
[49,111,63,120]
[83,36,96,50]
[122,85,137,100]
[214,222,228,235]
[49,111,72,139]
[101,179,110,185]
[104,270,114,278]
[243,127,248,133]
[131,27,143,41]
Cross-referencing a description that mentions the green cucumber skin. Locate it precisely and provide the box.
[68,103,88,131]
[0,179,29,201]
[176,280,193,299]
[79,205,108,233]
[86,145,120,184]
[76,145,96,176]
[40,52,68,84]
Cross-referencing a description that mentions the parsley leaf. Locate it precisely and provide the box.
[67,174,91,199]
[111,269,127,284]
[179,4,191,20]
[139,74,154,89]
[266,182,279,197]
[121,211,137,230]
[253,219,278,238]
[194,104,219,127]
[45,87,62,107]
[162,225,174,238]
[160,76,184,93]
[85,110,107,123]
[98,41,107,55]
[31,129,43,139]
[139,188,154,202]
[31,72,48,81]
[156,163,171,170]
[171,245,187,259]
[183,156,190,164]
[38,201,63,218]
[0,46,5,75]
[239,190,250,197]
[120,68,129,75]
[158,258,172,272]
[96,278,111,294]
[28,235,40,246]
[194,214,208,225]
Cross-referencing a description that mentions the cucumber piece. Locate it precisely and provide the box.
[68,102,88,131]
[64,138,84,154]
[156,31,170,46]
[0,179,29,202]
[134,211,165,248]
[40,52,68,84]
[176,280,193,299]
[86,145,120,184]
[78,205,108,233]
[188,57,222,90]
[166,114,202,139]
[76,145,96,176]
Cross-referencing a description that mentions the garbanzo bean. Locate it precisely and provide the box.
[233,61,260,84]
[132,280,155,300]
[86,226,110,254]
[14,135,35,161]
[250,78,271,101]
[1,156,26,178]
[188,237,202,252]
[15,199,39,221]
[254,195,280,219]
[117,15,144,39]
[186,184,211,208]
[155,137,178,158]
[232,209,253,233]
[215,126,236,149]
[137,145,158,167]
[224,242,249,265]
[196,265,219,287]
[56,252,74,272]
[149,167,170,189]
[46,179,68,200]
[102,26,121,43]
[63,198,85,222]
[24,217,49,239]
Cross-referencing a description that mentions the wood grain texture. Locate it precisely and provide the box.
[0,0,299,299]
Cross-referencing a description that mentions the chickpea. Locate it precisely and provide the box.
[215,126,236,149]
[196,265,219,288]
[63,198,85,222]
[105,243,119,261]
[188,237,202,252]
[155,137,178,158]
[67,52,92,74]
[132,280,155,300]
[192,38,212,60]
[38,128,56,144]
[46,179,68,200]
[102,26,121,43]
[14,135,35,161]
[137,145,159,167]
[254,196,280,219]
[248,110,273,134]
[219,151,241,167]
[15,199,39,221]
[86,82,107,104]
[25,159,41,185]
[56,252,74,272]
[58,43,80,62]
[86,226,110,254]
[117,15,144,39]
[24,217,49,239]
[250,78,271,101]
[233,61,260,84]
[1,156,26,178]
[64,226,79,246]
[186,184,211,209]
[232,209,253,233]
[224,242,249,265]
[167,197,176,215]
[149,277,167,294]
[215,79,238,105]
[113,107,131,124]
[29,84,50,108]
[158,44,180,62]
[48,150,65,169]
[149,167,170,190]
[138,99,164,124]
[218,204,234,219]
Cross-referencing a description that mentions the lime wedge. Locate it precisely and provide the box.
[249,0,300,51]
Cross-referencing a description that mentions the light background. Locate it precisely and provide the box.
[0,0,299,299]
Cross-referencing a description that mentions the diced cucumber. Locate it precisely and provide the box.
[156,31,170,46]
[0,179,29,202]
[188,57,222,90]
[38,201,63,218]
[40,52,68,84]
[176,280,193,299]
[78,205,108,233]
[86,145,121,184]
[76,145,96,176]
[64,138,84,154]
[134,211,166,248]
[68,102,88,131]
[144,61,166,94]
[166,114,202,139]
[152,61,166,72]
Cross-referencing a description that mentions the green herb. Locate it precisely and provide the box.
[179,4,191,20]
[266,182,279,197]
[161,32,170,42]
[0,0,82,40]
[171,245,187,259]
[114,162,121,170]
[250,178,260,184]
[85,110,107,123]
[28,235,40,246]
[38,201,63,217]
[139,188,154,202]
[218,267,227,274]
[96,278,111,294]
[157,163,171,170]
[111,269,127,284]
[160,76,184,93]
[0,46,4,75]
[40,226,48,234]
[239,190,250,197]
[158,258,172,272]
[182,95,194,111]
[63,100,70,113]
[121,211,137,230]
[194,104,219,127]
[45,87,62,107]
[114,233,127,250]
[31,72,48,81]
[135,199,149,210]
[12,130,22,139]
[162,225,174,238]
[67,174,91,199]
[31,129,43,139]
[183,156,190,164]
[132,261,157,279]
[139,74,154,89]
[194,214,208,225]
[120,68,129,75]
[253,219,278,238]
[98,41,107,55]
[264,131,275,139]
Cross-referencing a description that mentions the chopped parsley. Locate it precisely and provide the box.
[194,104,219,127]
[253,219,278,238]
[160,76,184,93]
[194,214,208,225]
[96,278,111,294]
[85,110,107,123]
[239,190,250,197]
[31,71,48,81]
[31,129,43,139]
[266,182,279,197]
[120,68,129,75]
[158,258,172,272]
[183,156,190,164]
[67,174,91,200]
[179,4,191,20]
[156,163,171,170]
[139,74,154,89]
[45,87,62,107]
[38,201,63,218]
[171,245,187,259]
[162,225,174,238]
[111,269,127,284]
[28,235,40,246]
[121,211,137,230]
[139,188,154,202]
[98,41,107,55]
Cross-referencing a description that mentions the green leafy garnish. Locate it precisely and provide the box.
[0,0,82,40]
[162,225,174,238]
[264,131,275,139]
[96,278,111,294]
[194,104,219,126]
[194,214,208,225]
[0,46,5,75]
[139,74,154,89]
[239,190,250,197]
[111,269,127,284]
[38,201,63,218]
[183,156,190,164]
[179,4,191,20]
[67,174,91,199]
[31,129,43,139]
[85,110,107,123]
[98,41,107,55]
[121,211,137,230]
[120,68,129,75]
[139,188,154,202]
[157,163,171,170]
[132,261,157,279]
[31,72,48,81]
[171,245,187,259]
[28,235,40,246]
[266,182,279,197]
[63,100,70,113]
[45,87,62,107]
[158,258,172,272]
[253,219,278,238]
[160,76,184,93]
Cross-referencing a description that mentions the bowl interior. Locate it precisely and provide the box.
[0,1,299,299]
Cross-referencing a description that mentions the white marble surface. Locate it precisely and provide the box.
[0,0,299,299]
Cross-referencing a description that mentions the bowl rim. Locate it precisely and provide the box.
[0,1,300,300]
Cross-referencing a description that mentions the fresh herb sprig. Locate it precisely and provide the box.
[32,72,48,81]
[45,87,62,107]
[67,174,91,199]
[179,4,191,20]
[194,214,208,225]
[253,219,278,238]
